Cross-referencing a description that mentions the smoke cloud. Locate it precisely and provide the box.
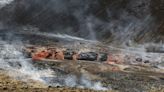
[0,0,160,44]
[0,0,13,8]
[0,36,108,90]
[0,0,163,91]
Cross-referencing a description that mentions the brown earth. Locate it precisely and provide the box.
[0,58,164,92]
[0,70,112,92]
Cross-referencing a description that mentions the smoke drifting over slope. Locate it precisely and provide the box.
[0,0,163,44]
[0,39,108,91]
[0,0,163,91]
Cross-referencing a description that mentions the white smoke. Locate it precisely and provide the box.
[0,40,108,91]
[0,0,13,8]
[78,75,108,91]
[19,28,98,43]
[50,75,108,91]
[43,74,108,91]
[108,43,164,69]
[86,16,98,40]
[0,40,54,83]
